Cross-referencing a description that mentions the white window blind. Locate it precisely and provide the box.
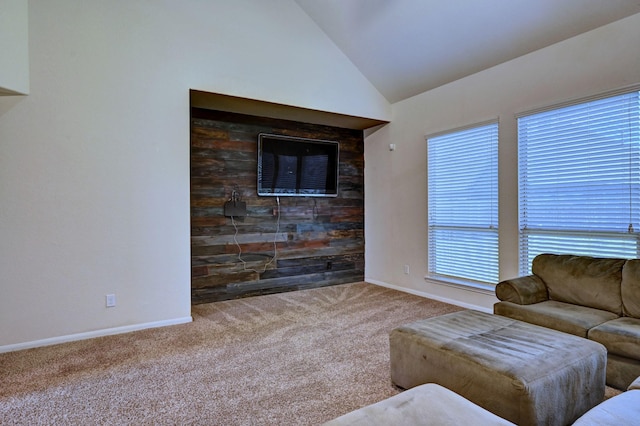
[427,122,499,285]
[518,90,640,273]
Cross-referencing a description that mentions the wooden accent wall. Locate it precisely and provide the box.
[190,108,365,304]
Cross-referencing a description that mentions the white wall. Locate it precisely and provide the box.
[0,0,390,351]
[365,13,640,311]
[0,0,29,95]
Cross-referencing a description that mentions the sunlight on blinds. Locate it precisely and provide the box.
[518,90,640,273]
[428,122,498,284]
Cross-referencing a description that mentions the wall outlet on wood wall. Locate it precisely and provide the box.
[224,200,247,217]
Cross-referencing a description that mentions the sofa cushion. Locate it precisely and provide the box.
[494,300,619,338]
[532,254,624,315]
[573,386,640,425]
[322,383,515,426]
[588,317,640,359]
[622,259,640,318]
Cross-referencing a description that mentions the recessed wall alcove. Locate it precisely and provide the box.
[190,90,388,303]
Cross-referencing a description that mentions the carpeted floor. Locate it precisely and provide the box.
[0,282,621,425]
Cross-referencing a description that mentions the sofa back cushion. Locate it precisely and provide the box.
[621,259,640,318]
[532,254,624,315]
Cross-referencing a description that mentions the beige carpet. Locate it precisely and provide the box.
[0,282,621,425]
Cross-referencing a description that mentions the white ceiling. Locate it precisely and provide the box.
[295,0,640,103]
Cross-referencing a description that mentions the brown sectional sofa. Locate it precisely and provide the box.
[494,253,640,390]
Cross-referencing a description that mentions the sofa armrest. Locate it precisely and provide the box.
[495,275,548,305]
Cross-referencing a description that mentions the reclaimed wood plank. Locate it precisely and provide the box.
[190,108,364,302]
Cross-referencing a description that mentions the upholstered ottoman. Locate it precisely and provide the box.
[390,310,606,426]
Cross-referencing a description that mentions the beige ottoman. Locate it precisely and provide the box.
[390,310,606,426]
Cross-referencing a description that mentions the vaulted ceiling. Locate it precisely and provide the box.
[295,0,640,103]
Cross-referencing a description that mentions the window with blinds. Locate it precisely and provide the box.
[518,90,640,274]
[427,121,499,285]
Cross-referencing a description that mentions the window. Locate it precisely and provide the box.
[427,121,499,285]
[518,89,640,274]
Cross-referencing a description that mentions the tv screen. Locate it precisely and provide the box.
[257,133,339,197]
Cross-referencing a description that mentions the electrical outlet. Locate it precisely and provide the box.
[403,264,410,275]
[106,294,116,308]
[224,200,247,217]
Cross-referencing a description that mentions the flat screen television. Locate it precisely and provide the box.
[257,133,339,197]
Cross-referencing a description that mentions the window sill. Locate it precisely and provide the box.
[424,275,496,296]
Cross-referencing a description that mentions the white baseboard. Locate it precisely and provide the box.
[0,316,193,354]
[365,278,491,313]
